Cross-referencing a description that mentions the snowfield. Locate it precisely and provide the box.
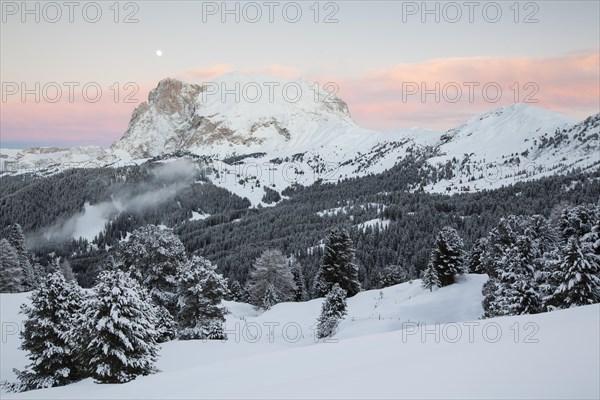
[1,274,598,399]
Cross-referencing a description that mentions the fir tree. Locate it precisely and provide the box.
[491,242,541,316]
[314,227,361,297]
[482,215,555,317]
[548,237,600,308]
[228,280,244,302]
[82,269,159,384]
[152,304,177,343]
[379,264,408,288]
[427,227,465,287]
[177,256,229,340]
[481,278,499,318]
[7,224,38,290]
[593,219,600,256]
[467,238,488,274]
[558,204,599,241]
[290,258,308,301]
[316,283,347,339]
[422,263,441,292]
[119,224,187,316]
[14,272,84,391]
[262,283,279,310]
[0,239,23,293]
[582,218,600,259]
[247,249,296,307]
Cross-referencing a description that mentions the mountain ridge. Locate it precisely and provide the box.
[1,73,598,202]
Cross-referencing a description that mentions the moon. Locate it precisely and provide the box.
[156,50,163,57]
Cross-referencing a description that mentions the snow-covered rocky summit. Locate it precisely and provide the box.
[111,72,357,159]
[2,73,599,199]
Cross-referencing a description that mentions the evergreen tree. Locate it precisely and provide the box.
[316,283,347,339]
[262,283,279,310]
[548,237,600,308]
[427,227,465,287]
[7,224,38,290]
[593,219,600,256]
[467,238,488,274]
[177,256,228,340]
[247,249,296,307]
[582,218,600,259]
[228,280,244,302]
[118,224,187,316]
[290,258,308,301]
[14,272,84,391]
[482,215,554,317]
[0,239,23,293]
[82,269,159,384]
[491,242,541,316]
[421,263,441,292]
[152,304,177,343]
[558,203,599,242]
[379,264,408,288]
[314,227,361,297]
[481,278,499,318]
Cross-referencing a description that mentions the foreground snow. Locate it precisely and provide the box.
[1,275,598,399]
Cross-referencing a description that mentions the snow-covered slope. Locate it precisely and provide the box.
[426,105,600,193]
[2,73,599,203]
[2,275,599,399]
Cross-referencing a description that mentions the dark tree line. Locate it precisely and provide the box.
[1,156,599,294]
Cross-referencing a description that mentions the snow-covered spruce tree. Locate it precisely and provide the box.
[316,283,347,339]
[422,263,441,292]
[0,239,23,293]
[582,218,600,258]
[466,238,488,274]
[247,249,296,308]
[379,264,408,288]
[177,256,228,340]
[592,219,600,256]
[14,272,84,391]
[228,280,244,302]
[152,304,177,343]
[481,215,554,317]
[290,258,308,302]
[547,237,600,308]
[7,224,38,290]
[491,240,541,317]
[314,227,361,297]
[558,203,599,242]
[118,224,187,316]
[262,283,279,310]
[426,226,465,287]
[481,278,499,318]
[82,269,159,384]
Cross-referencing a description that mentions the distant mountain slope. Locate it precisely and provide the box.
[1,73,598,202]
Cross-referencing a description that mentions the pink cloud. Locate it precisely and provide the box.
[325,52,599,130]
[0,81,159,146]
[2,53,598,147]
[177,64,233,81]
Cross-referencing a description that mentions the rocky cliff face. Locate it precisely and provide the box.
[111,73,355,158]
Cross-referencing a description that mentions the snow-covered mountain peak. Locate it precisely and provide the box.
[437,103,575,159]
[205,71,353,120]
[111,73,355,158]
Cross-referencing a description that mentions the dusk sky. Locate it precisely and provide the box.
[1,0,599,148]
